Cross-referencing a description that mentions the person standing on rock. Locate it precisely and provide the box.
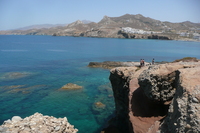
[152,58,155,65]
[142,59,145,66]
[140,59,143,67]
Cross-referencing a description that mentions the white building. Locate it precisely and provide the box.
[121,27,160,35]
[193,33,200,40]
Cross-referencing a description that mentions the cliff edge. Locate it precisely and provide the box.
[109,61,200,133]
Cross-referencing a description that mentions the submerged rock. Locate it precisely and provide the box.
[94,102,106,109]
[0,113,78,133]
[0,72,32,80]
[1,84,47,94]
[61,83,83,90]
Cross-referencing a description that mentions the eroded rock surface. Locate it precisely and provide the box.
[109,61,200,133]
[0,113,78,133]
[160,67,200,133]
[138,64,184,103]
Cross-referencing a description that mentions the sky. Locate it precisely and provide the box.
[0,0,200,31]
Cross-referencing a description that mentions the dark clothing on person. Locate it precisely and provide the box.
[140,59,142,67]
[142,59,145,66]
[152,58,154,65]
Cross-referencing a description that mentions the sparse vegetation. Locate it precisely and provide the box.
[173,57,199,62]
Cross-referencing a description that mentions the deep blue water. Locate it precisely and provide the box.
[0,35,200,132]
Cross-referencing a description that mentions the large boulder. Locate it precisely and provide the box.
[11,116,22,122]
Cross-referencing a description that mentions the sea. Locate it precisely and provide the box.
[0,35,200,132]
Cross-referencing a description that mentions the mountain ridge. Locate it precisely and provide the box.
[1,14,200,41]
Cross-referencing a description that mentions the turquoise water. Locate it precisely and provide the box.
[0,35,200,132]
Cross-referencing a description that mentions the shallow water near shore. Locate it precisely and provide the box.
[0,35,200,132]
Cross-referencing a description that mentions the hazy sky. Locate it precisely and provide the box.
[0,0,200,30]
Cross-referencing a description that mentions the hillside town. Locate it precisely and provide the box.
[121,27,200,41]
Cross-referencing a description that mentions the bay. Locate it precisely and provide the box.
[0,35,200,132]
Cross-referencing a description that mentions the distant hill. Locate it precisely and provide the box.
[82,20,94,24]
[0,14,200,40]
[98,14,200,31]
[14,24,68,30]
[9,20,93,31]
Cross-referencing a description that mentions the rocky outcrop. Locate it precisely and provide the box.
[88,61,124,69]
[138,64,184,103]
[0,113,78,133]
[109,61,200,133]
[109,67,139,133]
[60,83,83,90]
[160,66,200,133]
[88,61,149,69]
[147,35,170,40]
[173,57,199,63]
[118,30,171,40]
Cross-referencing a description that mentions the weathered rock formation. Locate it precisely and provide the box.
[160,66,200,133]
[0,113,78,133]
[109,61,200,133]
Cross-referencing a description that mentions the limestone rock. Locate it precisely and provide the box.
[11,116,22,122]
[0,113,78,133]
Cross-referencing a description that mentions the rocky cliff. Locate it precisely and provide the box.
[109,61,200,133]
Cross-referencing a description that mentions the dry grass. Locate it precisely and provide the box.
[173,57,199,62]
